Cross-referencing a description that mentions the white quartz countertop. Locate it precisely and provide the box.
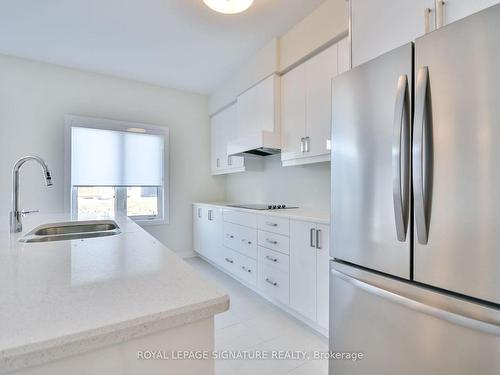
[0,214,229,374]
[193,202,330,224]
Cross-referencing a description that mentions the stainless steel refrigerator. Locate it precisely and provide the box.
[330,4,500,375]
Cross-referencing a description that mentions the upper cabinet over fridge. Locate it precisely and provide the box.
[351,0,500,67]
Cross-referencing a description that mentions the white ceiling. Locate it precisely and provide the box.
[0,0,325,94]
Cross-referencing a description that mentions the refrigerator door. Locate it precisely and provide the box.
[330,261,500,375]
[331,43,412,279]
[413,3,500,304]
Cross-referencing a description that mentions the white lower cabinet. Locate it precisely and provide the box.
[289,220,330,330]
[259,263,290,305]
[192,205,222,263]
[193,205,330,334]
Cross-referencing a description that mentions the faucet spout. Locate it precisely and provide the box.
[10,156,54,233]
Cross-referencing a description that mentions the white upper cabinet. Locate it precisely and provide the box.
[442,0,500,24]
[352,0,500,67]
[210,103,245,175]
[281,64,306,161]
[337,36,351,75]
[229,75,281,156]
[352,0,435,67]
[281,41,343,167]
[305,44,338,159]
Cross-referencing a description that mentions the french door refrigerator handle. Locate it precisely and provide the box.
[413,66,429,245]
[332,268,500,336]
[392,74,410,242]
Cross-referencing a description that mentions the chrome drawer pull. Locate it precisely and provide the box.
[266,239,278,245]
[265,222,278,227]
[241,238,252,245]
[227,234,234,239]
[265,255,278,263]
[242,266,252,273]
[225,258,234,264]
[265,278,278,286]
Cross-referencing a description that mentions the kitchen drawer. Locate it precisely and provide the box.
[223,209,257,228]
[224,222,257,259]
[257,215,290,236]
[259,264,290,305]
[258,230,290,255]
[236,253,257,286]
[219,247,238,275]
[258,246,289,274]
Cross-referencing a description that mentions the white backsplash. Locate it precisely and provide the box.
[224,154,330,210]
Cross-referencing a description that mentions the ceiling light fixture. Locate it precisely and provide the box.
[203,0,254,14]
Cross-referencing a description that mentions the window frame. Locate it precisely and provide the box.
[64,115,170,226]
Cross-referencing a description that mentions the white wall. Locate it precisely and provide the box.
[225,155,330,210]
[0,54,225,257]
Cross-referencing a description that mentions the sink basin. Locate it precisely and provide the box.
[20,220,121,243]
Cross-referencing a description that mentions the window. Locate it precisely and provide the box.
[66,115,169,224]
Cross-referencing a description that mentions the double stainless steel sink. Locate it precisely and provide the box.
[19,220,121,243]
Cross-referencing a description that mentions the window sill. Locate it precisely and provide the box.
[131,217,169,226]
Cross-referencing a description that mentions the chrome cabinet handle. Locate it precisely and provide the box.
[208,210,213,221]
[265,222,278,227]
[228,156,232,166]
[435,0,445,29]
[265,255,278,263]
[197,207,202,218]
[392,74,410,242]
[225,258,234,264]
[242,266,252,273]
[300,137,305,152]
[241,238,252,245]
[265,278,278,286]
[315,229,321,249]
[413,66,431,245]
[21,209,39,216]
[226,233,234,239]
[216,158,220,168]
[310,228,316,248]
[304,137,310,152]
[266,238,278,245]
[424,8,432,33]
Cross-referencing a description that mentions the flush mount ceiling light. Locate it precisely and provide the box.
[203,0,254,14]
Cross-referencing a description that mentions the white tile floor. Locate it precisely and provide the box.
[186,257,329,375]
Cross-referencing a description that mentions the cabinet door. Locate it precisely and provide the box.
[337,37,351,74]
[193,205,204,254]
[316,223,330,330]
[351,0,434,67]
[443,0,500,25]
[290,220,317,321]
[205,207,223,263]
[223,104,244,169]
[210,113,224,172]
[281,64,306,162]
[305,44,337,158]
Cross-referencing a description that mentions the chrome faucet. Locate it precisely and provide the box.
[10,156,53,233]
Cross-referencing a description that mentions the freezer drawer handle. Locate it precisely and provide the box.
[332,268,500,336]
[392,74,410,242]
[413,66,431,245]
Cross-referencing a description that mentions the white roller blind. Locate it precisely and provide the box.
[71,126,164,186]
